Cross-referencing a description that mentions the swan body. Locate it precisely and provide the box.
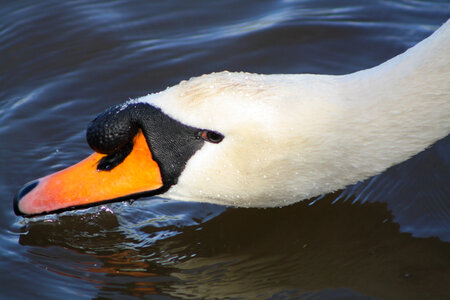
[14,20,450,215]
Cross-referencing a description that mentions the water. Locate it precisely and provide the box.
[1,1,449,299]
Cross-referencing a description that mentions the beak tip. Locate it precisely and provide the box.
[14,180,39,216]
[13,196,22,216]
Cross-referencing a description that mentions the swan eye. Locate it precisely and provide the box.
[199,130,224,143]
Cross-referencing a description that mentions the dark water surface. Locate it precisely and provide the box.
[1,1,449,299]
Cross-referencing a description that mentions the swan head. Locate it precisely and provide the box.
[146,72,346,207]
[15,71,346,216]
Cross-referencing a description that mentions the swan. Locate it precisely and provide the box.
[14,20,450,216]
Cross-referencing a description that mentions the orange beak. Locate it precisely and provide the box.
[14,132,163,216]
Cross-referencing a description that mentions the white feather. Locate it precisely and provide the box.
[136,19,449,207]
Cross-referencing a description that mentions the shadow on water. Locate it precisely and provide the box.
[18,193,449,299]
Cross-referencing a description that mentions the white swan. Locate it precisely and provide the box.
[15,20,450,216]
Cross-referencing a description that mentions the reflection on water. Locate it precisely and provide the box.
[1,0,449,299]
[18,196,449,299]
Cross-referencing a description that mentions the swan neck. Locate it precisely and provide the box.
[349,20,449,105]
[312,20,449,188]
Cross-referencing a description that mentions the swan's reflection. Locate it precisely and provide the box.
[18,191,448,299]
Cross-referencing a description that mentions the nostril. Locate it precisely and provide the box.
[13,180,39,216]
